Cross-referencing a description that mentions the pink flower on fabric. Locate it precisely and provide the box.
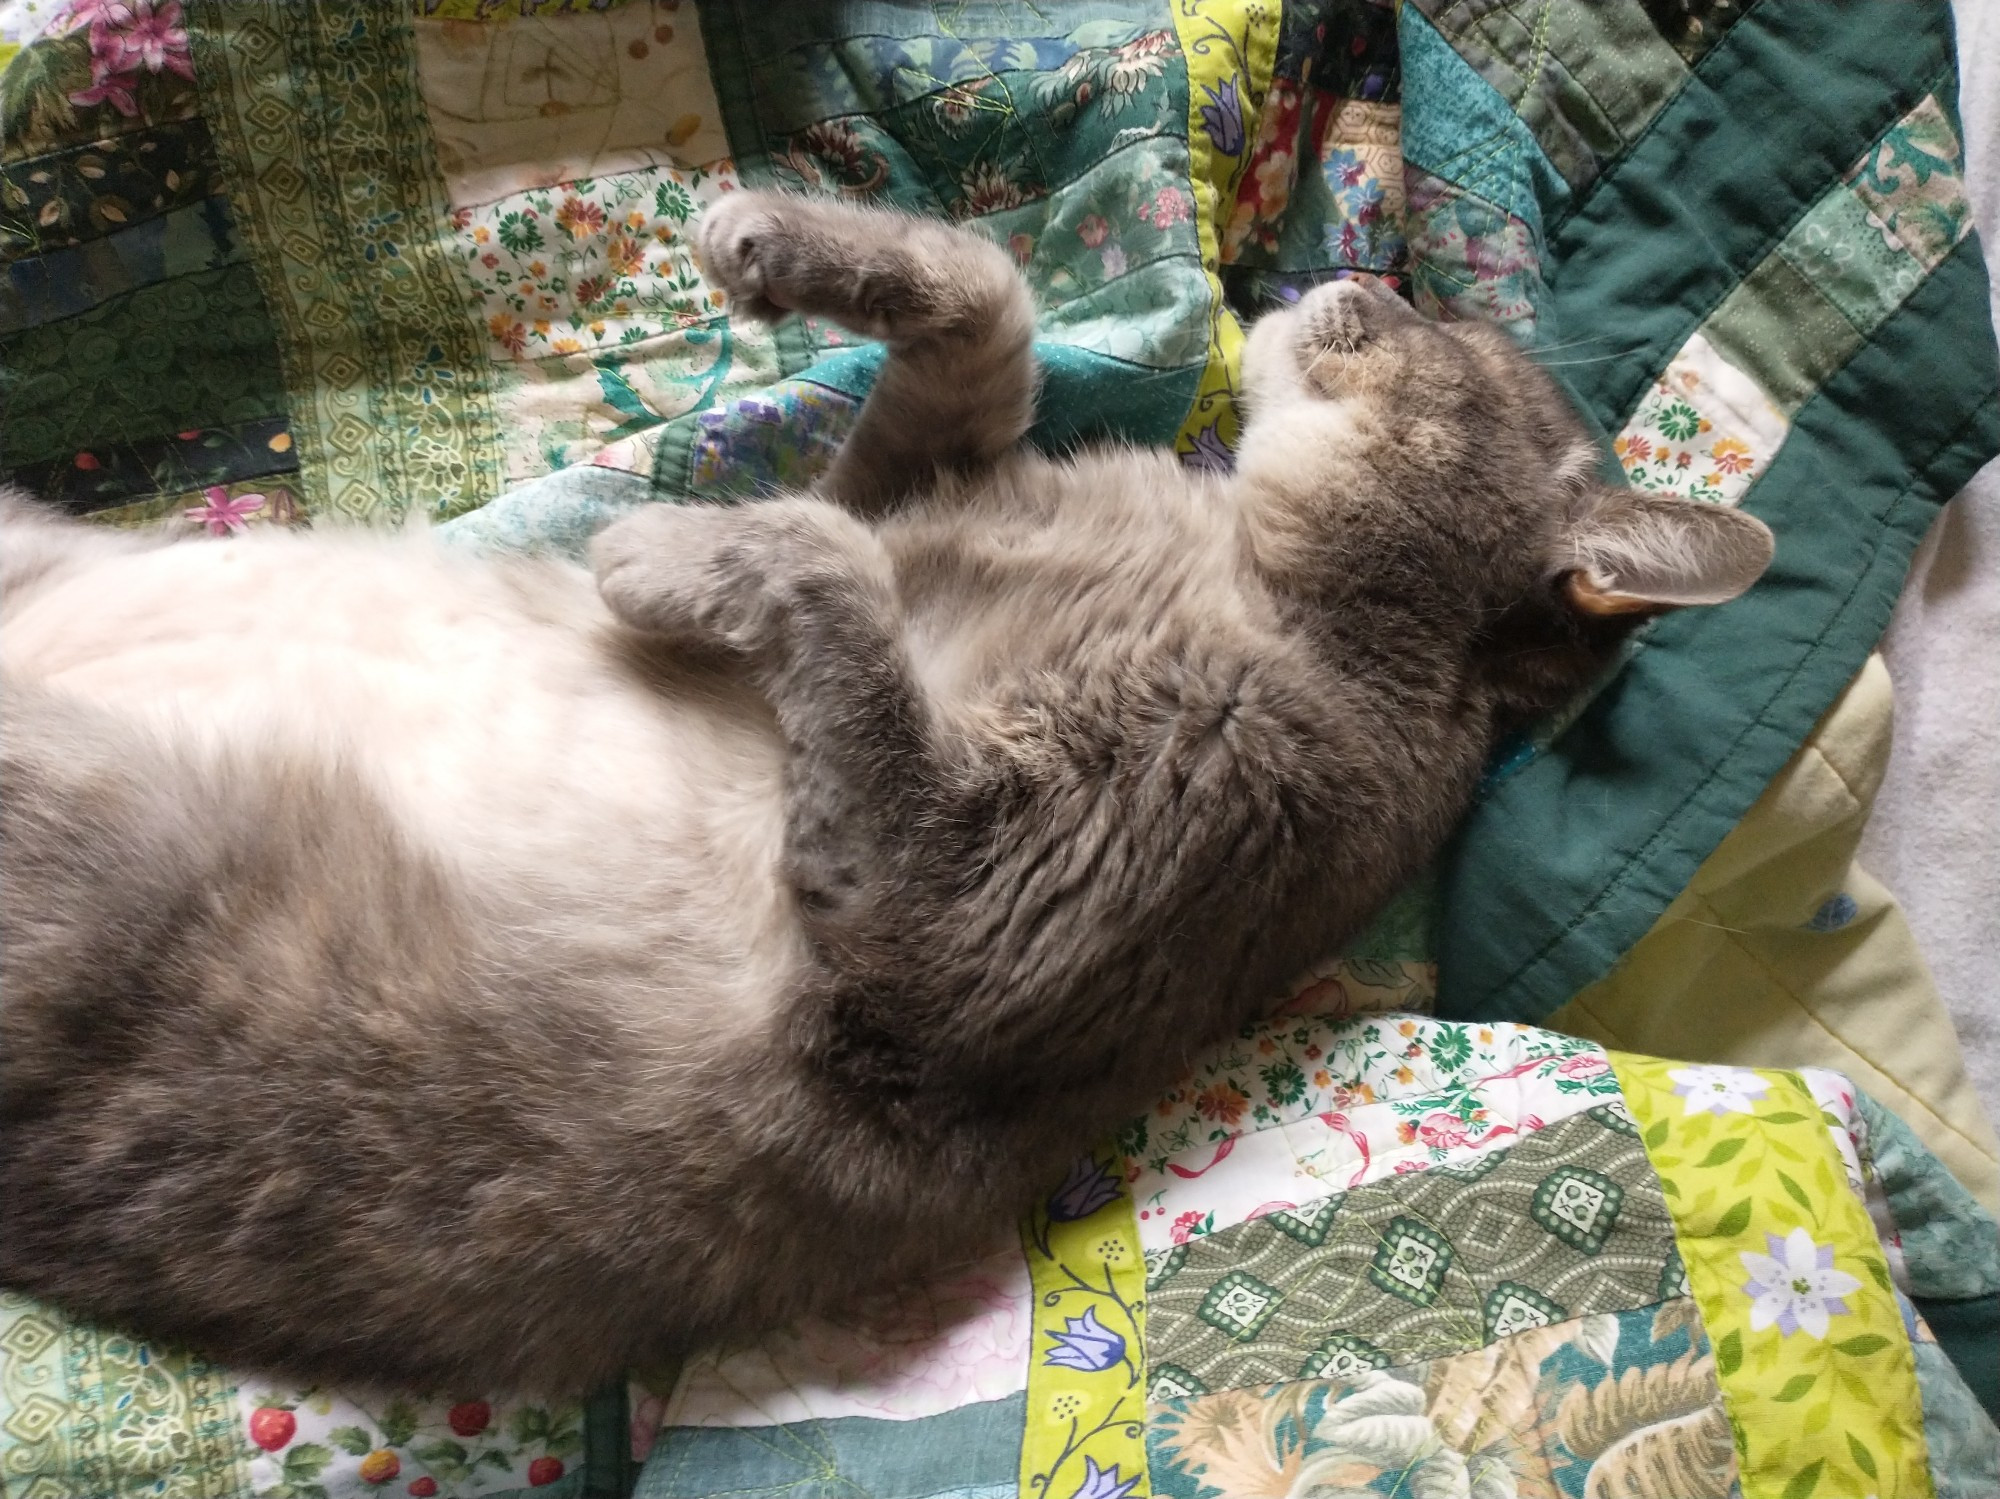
[1077,214,1111,248]
[109,0,194,80]
[1168,1209,1207,1245]
[63,0,134,31]
[1138,185,1192,227]
[628,1393,665,1464]
[1739,1228,1862,1339]
[183,487,264,535]
[69,68,139,114]
[1557,1053,1610,1080]
[1416,1111,1471,1150]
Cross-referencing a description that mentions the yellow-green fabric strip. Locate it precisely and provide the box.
[1169,0,1278,458]
[1612,1053,1933,1498]
[1018,1162,1150,1499]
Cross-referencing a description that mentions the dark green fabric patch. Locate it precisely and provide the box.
[1543,3,1949,429]
[0,261,290,475]
[582,1383,635,1499]
[1914,1294,2000,1425]
[1436,0,1994,1022]
[0,260,287,473]
[1,118,222,265]
[1441,234,2000,1021]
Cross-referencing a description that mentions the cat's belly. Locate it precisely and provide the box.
[0,534,806,1018]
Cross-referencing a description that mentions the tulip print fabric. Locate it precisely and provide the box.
[6,2,2000,1497]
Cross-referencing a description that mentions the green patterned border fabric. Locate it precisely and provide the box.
[185,0,505,521]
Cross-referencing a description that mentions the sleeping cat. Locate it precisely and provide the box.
[0,190,1772,1396]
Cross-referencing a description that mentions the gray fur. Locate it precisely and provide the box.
[0,192,1772,1395]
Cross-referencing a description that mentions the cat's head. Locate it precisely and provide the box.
[1233,277,1774,723]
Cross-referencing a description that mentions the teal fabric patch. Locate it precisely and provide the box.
[796,339,1202,452]
[437,466,654,561]
[1398,4,1570,230]
[636,1392,1027,1499]
[1856,1089,2000,1303]
[1912,1330,2000,1493]
[648,338,1202,503]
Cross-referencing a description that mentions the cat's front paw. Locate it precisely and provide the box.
[696,189,791,323]
[697,191,979,342]
[591,499,884,656]
[591,503,765,650]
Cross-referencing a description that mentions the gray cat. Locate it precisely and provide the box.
[0,191,1772,1396]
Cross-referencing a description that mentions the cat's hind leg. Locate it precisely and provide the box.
[698,191,1038,515]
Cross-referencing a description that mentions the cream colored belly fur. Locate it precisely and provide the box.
[0,534,805,1020]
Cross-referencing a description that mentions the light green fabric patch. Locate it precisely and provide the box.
[1701,249,1866,414]
[1778,185,1926,336]
[1144,1109,1676,1393]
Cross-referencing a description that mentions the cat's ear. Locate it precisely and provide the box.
[1560,490,1774,617]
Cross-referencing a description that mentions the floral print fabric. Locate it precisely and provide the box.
[1125,1015,1618,1250]
[1149,1301,1731,1499]
[1612,1053,1933,1499]
[6,4,2000,1498]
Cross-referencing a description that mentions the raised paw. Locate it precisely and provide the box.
[696,189,796,324]
[697,189,1014,343]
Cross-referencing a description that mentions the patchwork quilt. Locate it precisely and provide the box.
[5,1,2000,1497]
[0,1009,1994,1499]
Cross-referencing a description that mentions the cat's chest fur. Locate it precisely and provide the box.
[883,451,1277,748]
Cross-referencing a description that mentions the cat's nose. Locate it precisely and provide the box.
[1340,272,1401,303]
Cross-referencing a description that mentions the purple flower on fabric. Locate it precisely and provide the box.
[1069,1458,1142,1499]
[1198,77,1245,156]
[1739,1228,1862,1339]
[1181,420,1234,473]
[1048,1155,1122,1221]
[1044,1307,1125,1372]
